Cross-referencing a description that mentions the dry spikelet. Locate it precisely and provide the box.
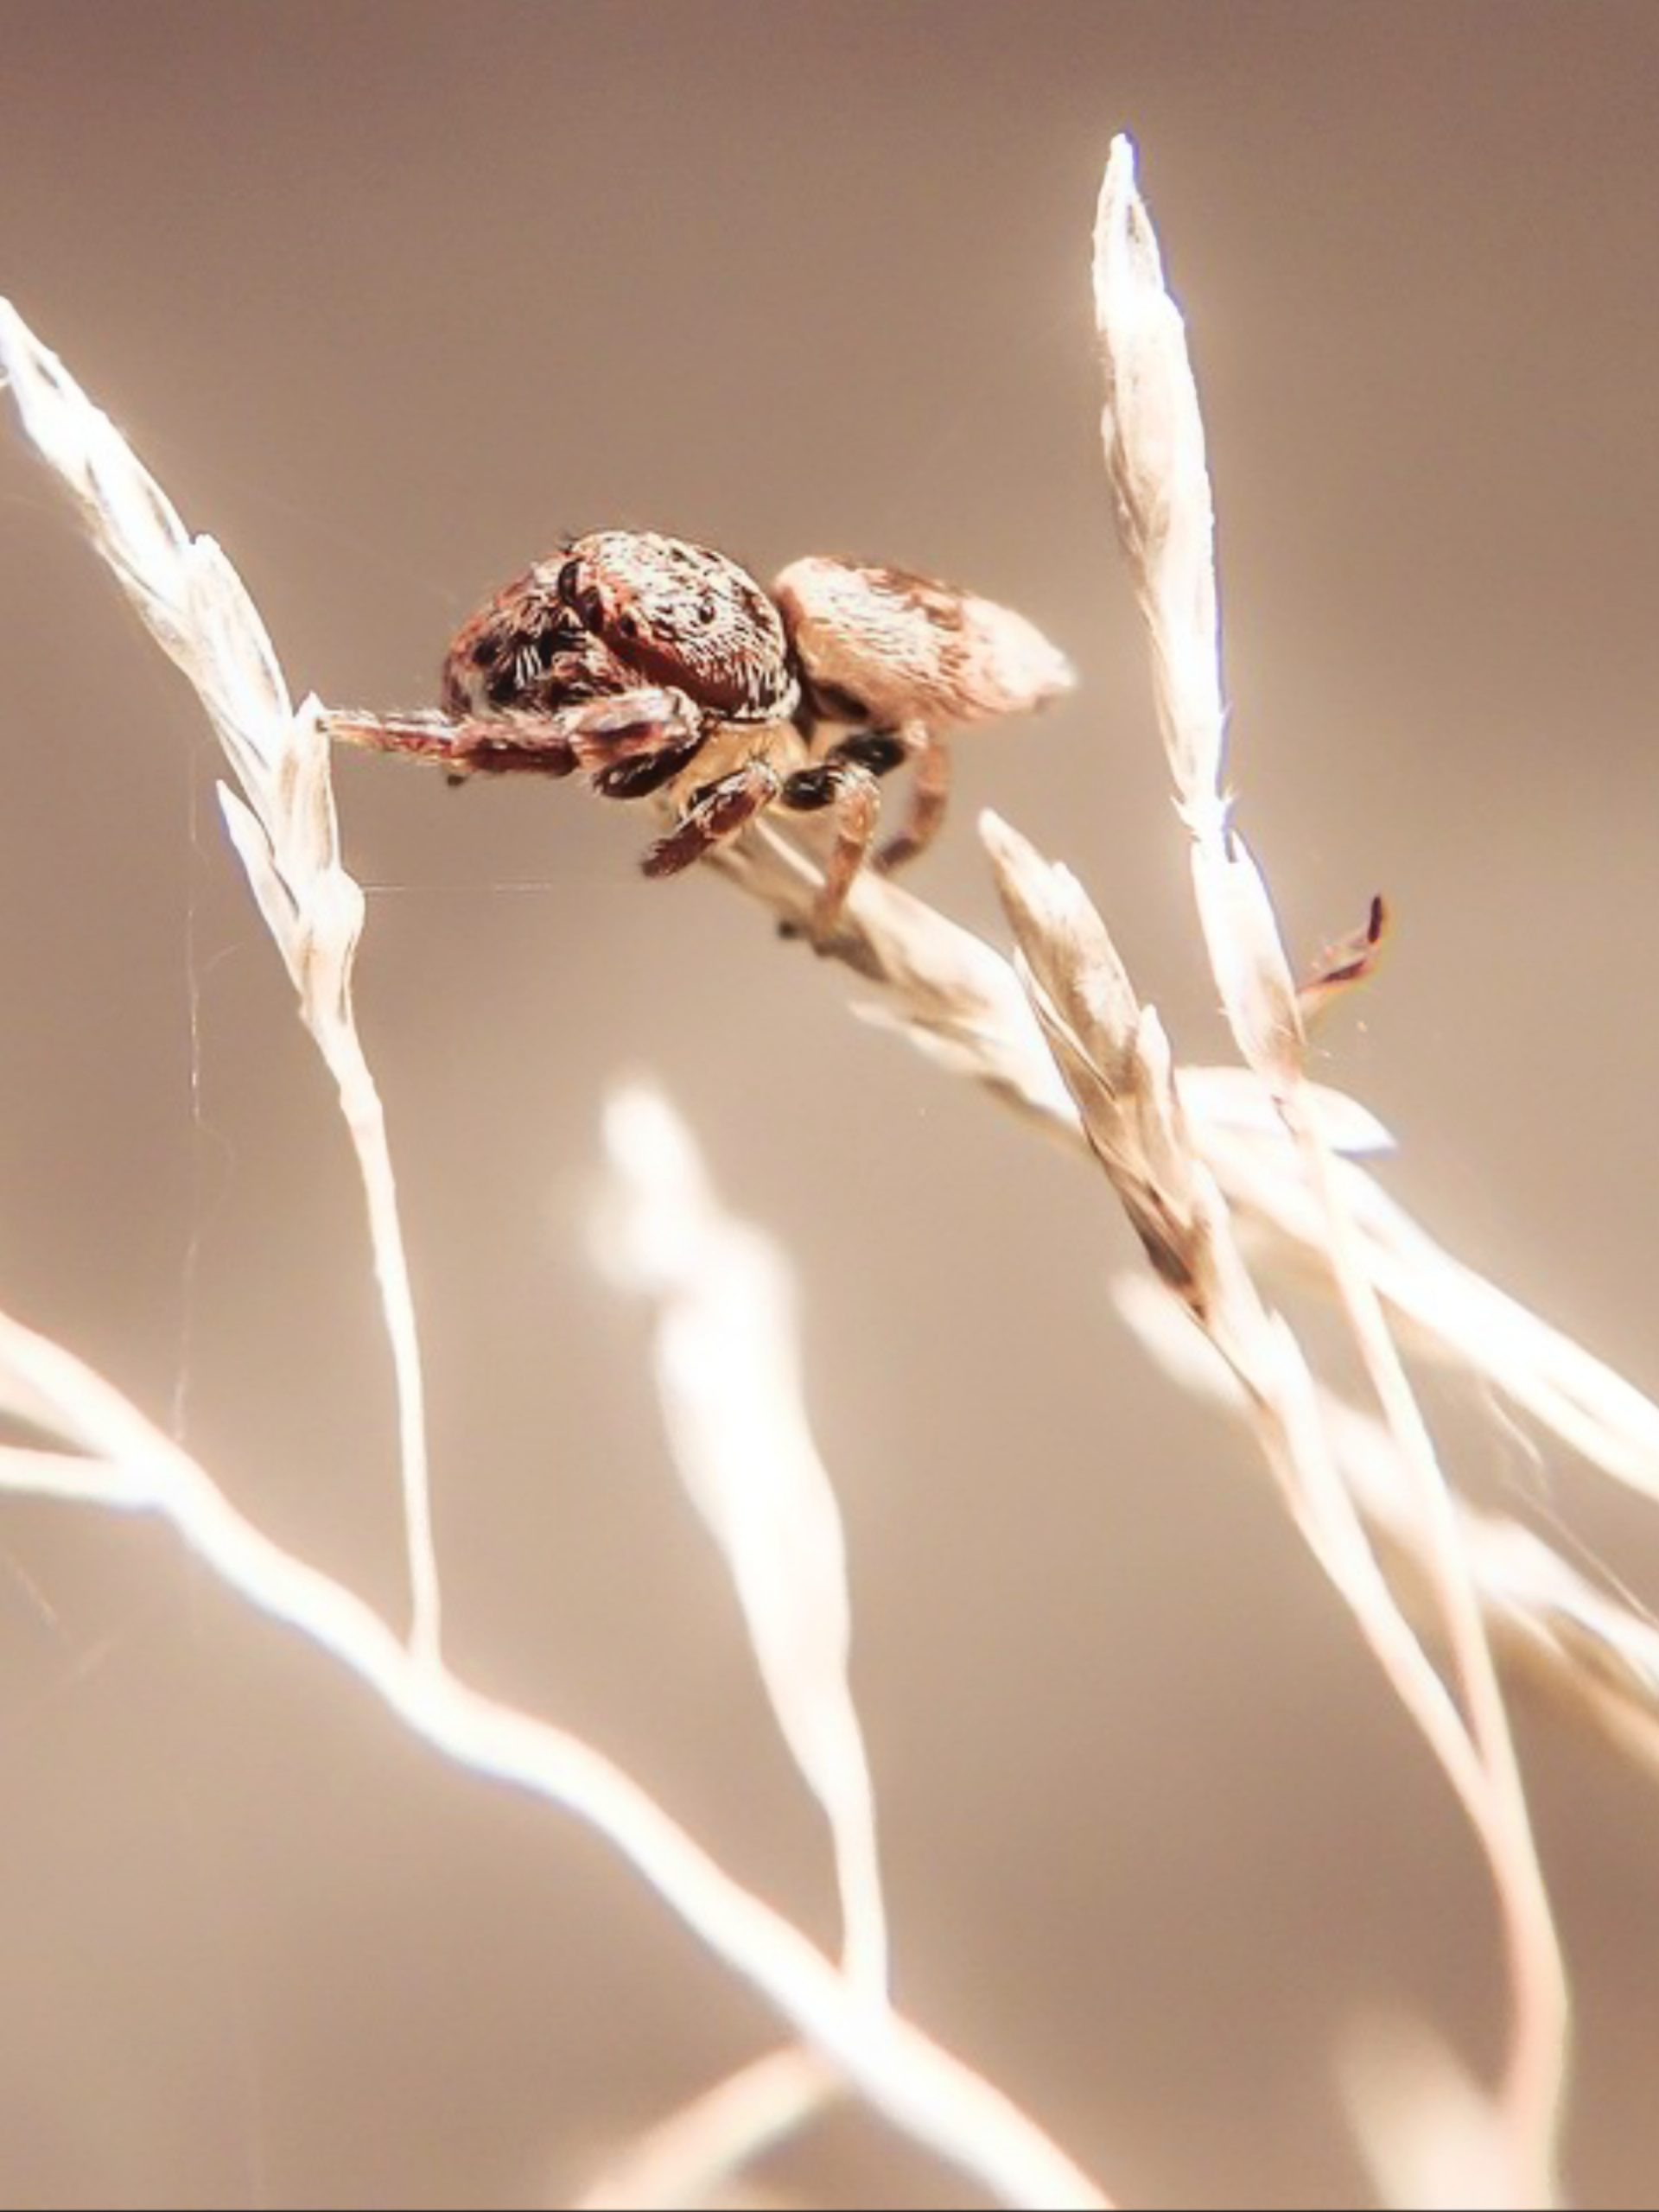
[1090,136,1566,2199]
[0,296,442,1667]
[596,1083,887,2002]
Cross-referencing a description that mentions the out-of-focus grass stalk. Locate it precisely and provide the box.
[574,2045,837,2211]
[588,1083,887,2199]
[596,1083,887,2003]
[0,1305,1108,2211]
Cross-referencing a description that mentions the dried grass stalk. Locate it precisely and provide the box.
[0,1306,1106,2211]
[982,798,1557,2202]
[1113,1273,1659,1782]
[1339,2013,1523,2212]
[596,1083,887,2002]
[713,830,1659,1519]
[589,1084,891,2196]
[0,299,442,1669]
[1092,133,1562,2197]
[574,2045,836,2211]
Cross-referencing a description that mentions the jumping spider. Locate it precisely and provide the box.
[327,531,1073,941]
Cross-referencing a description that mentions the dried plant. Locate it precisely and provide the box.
[0,303,1104,2212]
[4,131,1659,2212]
[0,297,442,1673]
[596,1084,887,2006]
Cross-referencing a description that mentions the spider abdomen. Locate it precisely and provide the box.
[773,556,1075,731]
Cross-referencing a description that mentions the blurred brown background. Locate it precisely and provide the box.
[3,4,1659,2206]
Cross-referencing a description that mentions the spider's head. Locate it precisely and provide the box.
[441,565,625,721]
[559,531,799,727]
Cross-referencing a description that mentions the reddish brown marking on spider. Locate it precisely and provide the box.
[325,530,1073,944]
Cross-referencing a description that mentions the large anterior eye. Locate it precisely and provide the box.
[556,557,583,606]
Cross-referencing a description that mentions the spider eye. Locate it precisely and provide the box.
[696,597,718,626]
[616,613,639,642]
[556,558,582,605]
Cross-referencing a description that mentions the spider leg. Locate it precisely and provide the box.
[823,728,910,779]
[780,757,882,944]
[641,760,782,878]
[873,727,950,874]
[815,721,945,876]
[325,688,702,785]
[592,734,709,801]
[324,707,570,777]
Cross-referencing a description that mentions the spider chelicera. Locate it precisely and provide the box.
[326,531,1073,941]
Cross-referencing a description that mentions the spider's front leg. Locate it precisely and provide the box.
[324,687,702,786]
[641,760,783,879]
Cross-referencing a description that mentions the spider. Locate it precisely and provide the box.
[326,531,1073,941]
